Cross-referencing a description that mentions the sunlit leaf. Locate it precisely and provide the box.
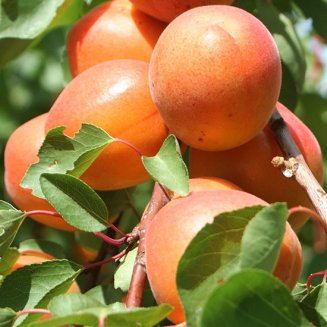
[40,173,108,232]
[0,260,82,326]
[22,124,113,198]
[142,135,189,196]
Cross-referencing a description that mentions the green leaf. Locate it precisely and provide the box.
[0,248,20,278]
[0,308,16,327]
[114,247,137,292]
[177,206,265,327]
[142,135,189,196]
[29,295,172,327]
[0,202,25,257]
[18,239,65,259]
[201,269,309,327]
[240,203,288,272]
[21,124,113,199]
[255,0,306,106]
[0,260,82,326]
[49,293,104,317]
[292,283,310,302]
[40,173,108,232]
[293,0,327,39]
[0,0,65,39]
[86,285,124,306]
[0,0,84,67]
[298,283,327,326]
[0,202,17,211]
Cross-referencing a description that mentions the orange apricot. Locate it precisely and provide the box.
[149,5,281,151]
[4,114,76,231]
[188,177,241,192]
[45,60,169,190]
[173,176,241,199]
[131,0,234,23]
[145,190,302,323]
[190,102,324,229]
[67,0,166,76]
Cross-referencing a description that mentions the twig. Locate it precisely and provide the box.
[306,269,327,290]
[83,246,130,271]
[125,183,169,307]
[269,109,327,229]
[93,232,128,246]
[16,309,50,318]
[288,206,327,233]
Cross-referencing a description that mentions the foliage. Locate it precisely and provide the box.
[0,0,326,326]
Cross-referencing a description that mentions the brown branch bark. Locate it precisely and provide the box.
[125,183,170,307]
[269,109,327,229]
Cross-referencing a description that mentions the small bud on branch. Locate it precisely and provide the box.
[269,109,327,230]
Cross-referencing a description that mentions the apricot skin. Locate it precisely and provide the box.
[4,114,76,231]
[130,0,234,23]
[149,5,281,151]
[45,60,169,190]
[145,190,302,324]
[190,102,324,229]
[173,176,241,199]
[67,0,166,77]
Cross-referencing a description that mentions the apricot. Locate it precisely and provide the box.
[149,5,281,151]
[190,102,324,229]
[145,190,302,323]
[67,0,166,77]
[188,177,241,192]
[4,114,76,231]
[45,60,169,190]
[130,0,234,23]
[173,176,241,199]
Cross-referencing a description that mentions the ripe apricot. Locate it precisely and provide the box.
[188,177,241,192]
[145,190,302,323]
[173,176,241,199]
[45,60,169,190]
[4,114,76,231]
[190,102,324,229]
[149,6,281,151]
[67,0,166,77]
[130,0,234,23]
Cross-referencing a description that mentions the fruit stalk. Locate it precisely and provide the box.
[269,109,327,229]
[125,183,169,307]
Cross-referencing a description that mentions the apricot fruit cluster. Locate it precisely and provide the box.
[3,2,323,325]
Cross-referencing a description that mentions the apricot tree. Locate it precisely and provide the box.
[0,1,326,326]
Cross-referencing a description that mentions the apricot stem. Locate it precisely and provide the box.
[125,183,169,307]
[114,138,144,156]
[108,222,127,237]
[16,309,50,317]
[25,210,62,218]
[288,206,327,233]
[83,246,130,271]
[306,270,327,291]
[93,232,128,246]
[269,109,327,230]
[114,138,172,202]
